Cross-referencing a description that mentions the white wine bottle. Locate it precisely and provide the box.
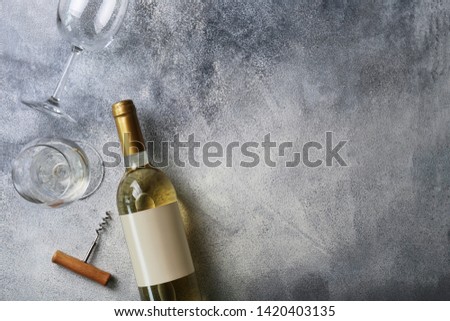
[112,99,201,301]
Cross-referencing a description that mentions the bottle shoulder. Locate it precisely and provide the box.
[116,167,177,215]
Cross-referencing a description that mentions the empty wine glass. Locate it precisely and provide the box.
[21,0,129,122]
[11,137,105,207]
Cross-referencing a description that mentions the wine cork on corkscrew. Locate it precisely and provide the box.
[52,211,112,286]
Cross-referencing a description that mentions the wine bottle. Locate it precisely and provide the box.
[112,99,201,301]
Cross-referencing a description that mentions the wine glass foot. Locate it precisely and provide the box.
[75,141,105,199]
[20,97,77,123]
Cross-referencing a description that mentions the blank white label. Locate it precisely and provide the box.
[120,202,195,287]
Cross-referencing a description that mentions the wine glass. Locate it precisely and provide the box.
[11,137,105,207]
[21,0,129,122]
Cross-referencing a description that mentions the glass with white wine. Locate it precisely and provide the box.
[11,137,104,207]
[112,100,202,301]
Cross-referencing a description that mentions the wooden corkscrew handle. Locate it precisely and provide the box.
[52,250,111,286]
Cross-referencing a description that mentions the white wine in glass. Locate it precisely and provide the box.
[11,137,105,207]
[21,0,129,122]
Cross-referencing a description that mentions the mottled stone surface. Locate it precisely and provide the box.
[1,0,450,300]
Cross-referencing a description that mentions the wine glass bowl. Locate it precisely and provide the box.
[21,0,129,122]
[57,0,129,51]
[11,137,105,207]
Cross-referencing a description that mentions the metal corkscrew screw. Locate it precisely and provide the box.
[52,211,113,286]
[83,211,111,263]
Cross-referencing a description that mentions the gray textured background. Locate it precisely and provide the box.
[1,0,450,300]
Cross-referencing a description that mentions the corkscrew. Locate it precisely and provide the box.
[52,211,112,286]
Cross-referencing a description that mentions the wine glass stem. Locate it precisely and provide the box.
[51,45,83,102]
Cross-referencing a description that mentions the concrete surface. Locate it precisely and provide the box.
[1,0,450,300]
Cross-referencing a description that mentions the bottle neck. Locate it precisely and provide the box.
[112,100,148,169]
[124,150,150,169]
